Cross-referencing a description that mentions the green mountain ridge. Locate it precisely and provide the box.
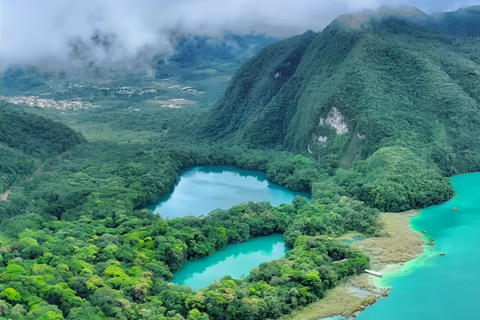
[202,6,480,211]
[432,5,480,37]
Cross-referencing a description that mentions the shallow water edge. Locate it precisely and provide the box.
[281,210,425,320]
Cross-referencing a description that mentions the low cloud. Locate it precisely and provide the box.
[0,0,475,74]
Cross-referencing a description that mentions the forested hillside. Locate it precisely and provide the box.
[0,104,86,158]
[0,102,86,193]
[202,6,480,211]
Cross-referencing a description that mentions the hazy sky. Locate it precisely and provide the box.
[1,0,479,71]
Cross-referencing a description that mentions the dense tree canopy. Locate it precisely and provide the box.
[2,6,480,320]
[200,8,480,211]
[0,120,377,319]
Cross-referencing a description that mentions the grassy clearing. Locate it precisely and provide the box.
[353,211,424,270]
[336,232,364,242]
[68,123,162,144]
[279,277,378,320]
[0,189,11,201]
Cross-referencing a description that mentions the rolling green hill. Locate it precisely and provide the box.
[203,6,480,211]
[0,104,87,158]
[0,102,86,192]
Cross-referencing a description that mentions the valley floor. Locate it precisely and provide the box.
[280,211,424,320]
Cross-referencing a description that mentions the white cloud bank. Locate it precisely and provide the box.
[0,0,477,71]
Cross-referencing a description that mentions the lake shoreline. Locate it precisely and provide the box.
[148,165,311,218]
[171,233,289,290]
[280,210,425,320]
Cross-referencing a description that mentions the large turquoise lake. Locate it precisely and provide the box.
[148,165,311,218]
[172,234,289,290]
[354,172,480,319]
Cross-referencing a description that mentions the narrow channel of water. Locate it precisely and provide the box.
[147,165,311,219]
[341,237,363,245]
[172,234,289,290]
[355,172,480,319]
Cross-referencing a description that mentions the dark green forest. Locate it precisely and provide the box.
[1,5,479,320]
[202,6,480,212]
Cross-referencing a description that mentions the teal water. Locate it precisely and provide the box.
[148,165,311,219]
[356,172,480,319]
[172,234,289,290]
[342,237,364,244]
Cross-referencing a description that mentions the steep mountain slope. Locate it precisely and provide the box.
[432,5,480,37]
[203,6,480,211]
[204,31,317,139]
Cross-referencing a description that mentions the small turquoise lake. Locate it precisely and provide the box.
[354,172,480,319]
[172,234,289,290]
[148,165,311,219]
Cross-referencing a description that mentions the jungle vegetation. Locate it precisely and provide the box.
[0,102,376,319]
[1,6,480,320]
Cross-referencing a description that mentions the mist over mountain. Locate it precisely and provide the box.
[2,31,275,82]
[1,1,476,77]
[154,34,276,80]
[432,5,480,36]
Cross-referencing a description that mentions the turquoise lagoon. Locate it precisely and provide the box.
[157,167,480,317]
[355,172,480,319]
[149,165,308,289]
[341,237,364,245]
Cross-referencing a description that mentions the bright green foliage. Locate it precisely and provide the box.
[32,264,55,275]
[37,311,64,320]
[0,6,479,320]
[189,308,202,319]
[304,271,321,283]
[1,288,21,302]
[1,264,25,281]
[0,196,373,320]
[103,265,127,277]
[86,275,104,290]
